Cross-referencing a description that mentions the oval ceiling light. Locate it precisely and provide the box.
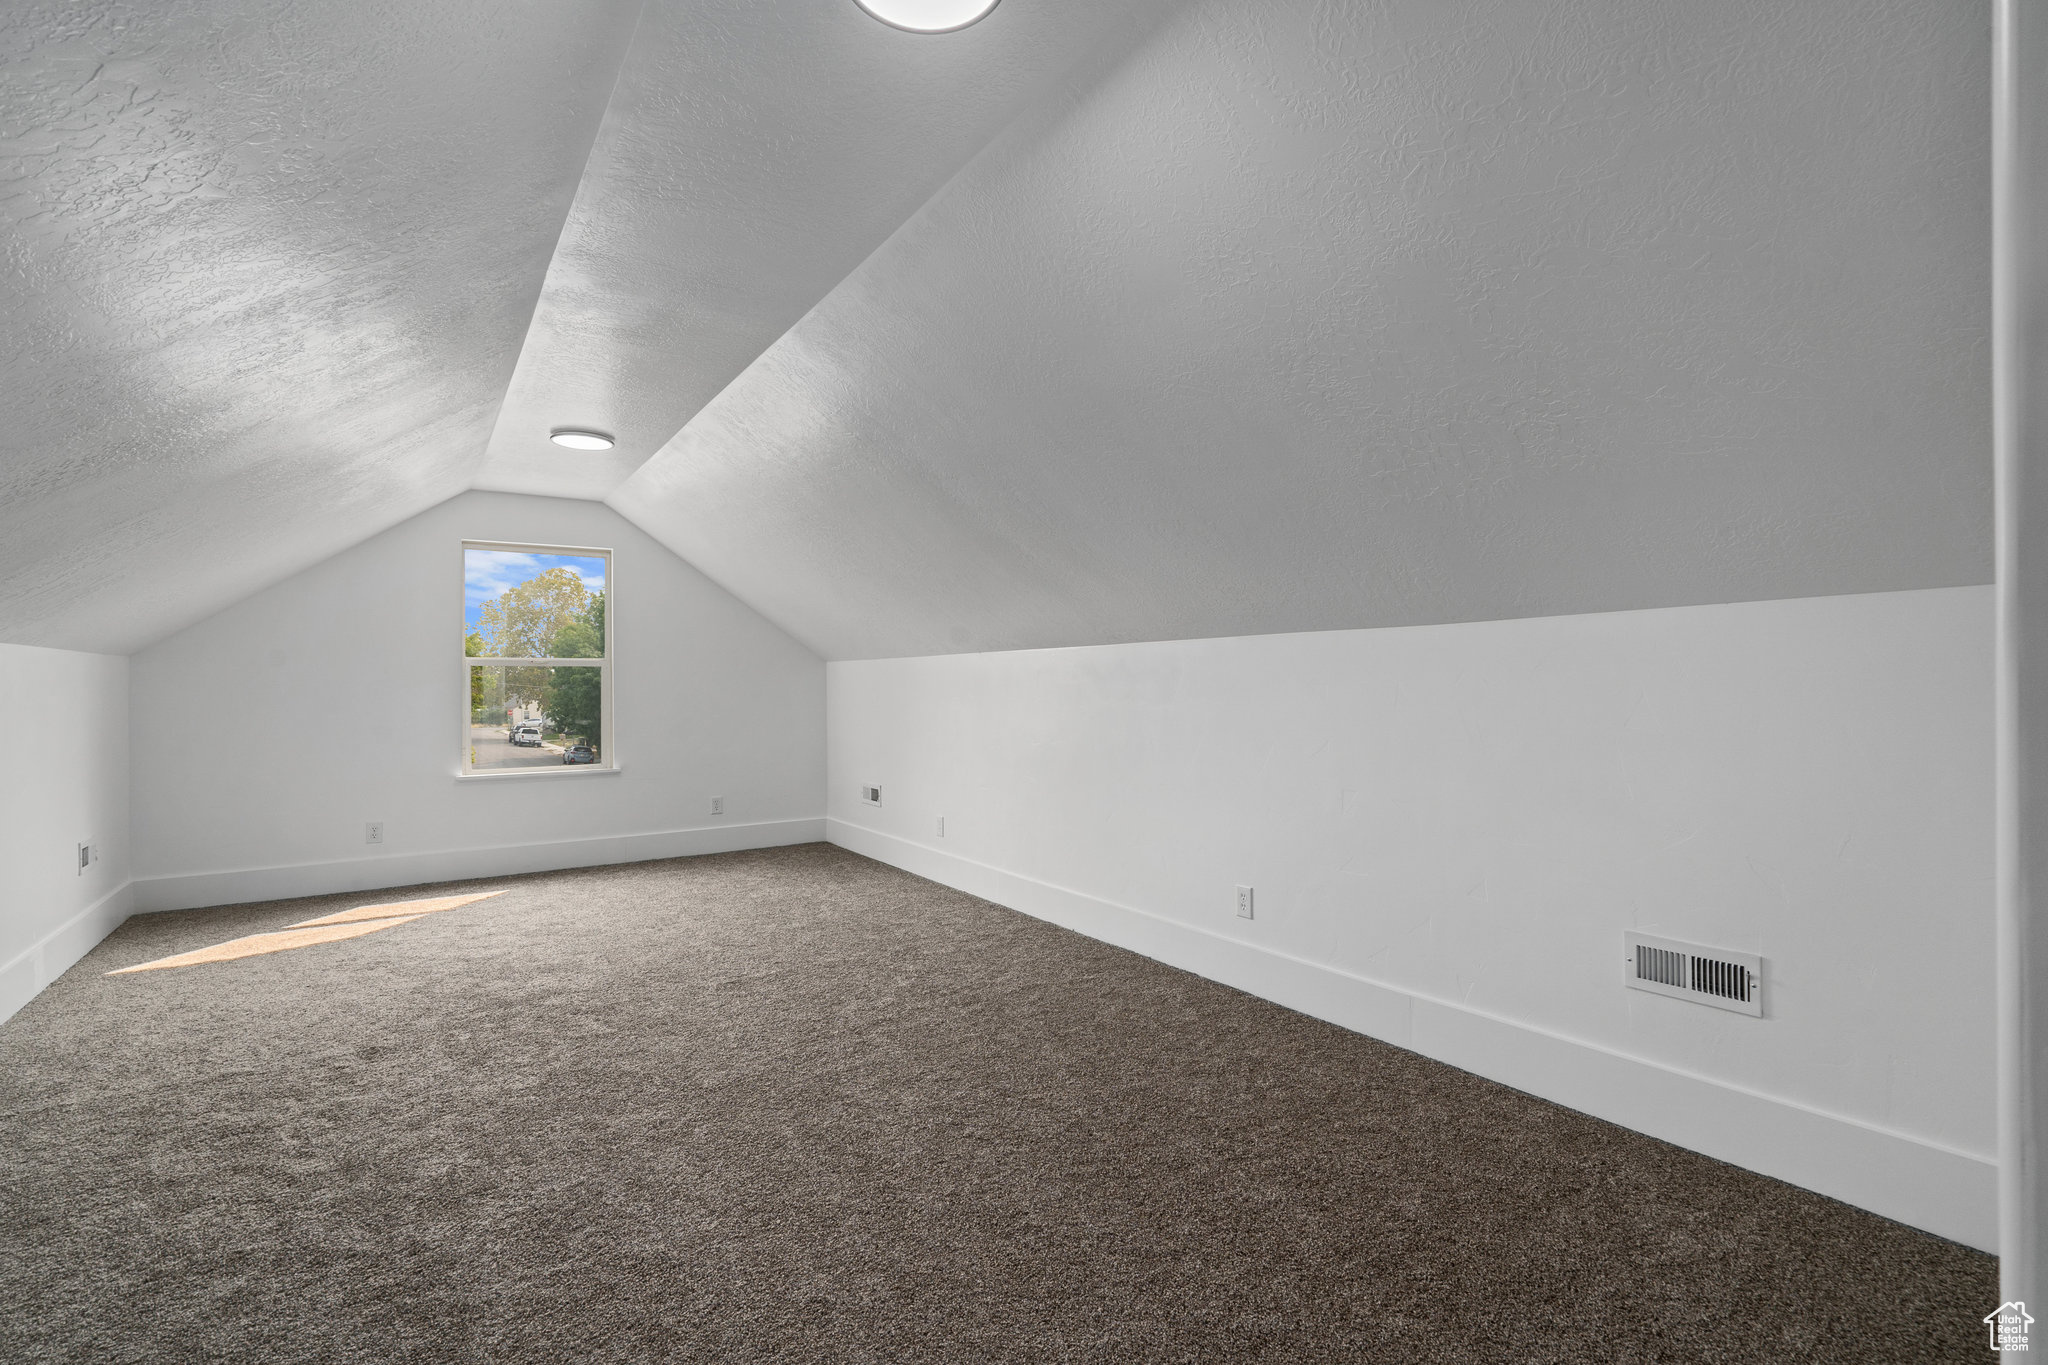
[854,0,998,34]
[550,429,615,451]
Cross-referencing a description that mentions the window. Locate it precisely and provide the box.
[462,541,612,775]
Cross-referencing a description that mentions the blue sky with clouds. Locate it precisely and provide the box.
[464,549,606,633]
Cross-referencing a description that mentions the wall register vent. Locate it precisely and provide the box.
[859,785,882,806]
[1624,932,1763,1017]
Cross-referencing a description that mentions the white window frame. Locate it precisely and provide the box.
[458,539,616,780]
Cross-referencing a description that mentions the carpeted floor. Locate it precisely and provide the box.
[0,843,1994,1362]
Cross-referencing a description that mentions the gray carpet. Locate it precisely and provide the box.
[0,843,1993,1362]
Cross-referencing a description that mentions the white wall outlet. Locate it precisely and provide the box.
[365,822,384,845]
[1236,885,1254,919]
[860,785,882,806]
[935,815,946,838]
[710,795,724,816]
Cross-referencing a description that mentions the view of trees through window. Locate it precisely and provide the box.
[464,545,609,772]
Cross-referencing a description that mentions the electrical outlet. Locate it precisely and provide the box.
[710,795,724,816]
[1236,885,1254,920]
[935,815,946,838]
[365,822,384,845]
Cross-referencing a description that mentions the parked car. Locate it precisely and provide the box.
[512,724,544,747]
[562,744,598,765]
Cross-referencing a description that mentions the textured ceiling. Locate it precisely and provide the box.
[469,0,1177,500]
[0,0,1994,660]
[0,0,638,652]
[612,0,1991,659]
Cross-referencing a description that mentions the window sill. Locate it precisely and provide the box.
[455,765,622,782]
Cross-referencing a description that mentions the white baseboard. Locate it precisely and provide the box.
[827,818,1998,1253]
[132,818,828,914]
[0,879,135,1027]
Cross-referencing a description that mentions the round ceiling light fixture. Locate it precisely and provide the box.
[549,428,615,451]
[854,0,998,33]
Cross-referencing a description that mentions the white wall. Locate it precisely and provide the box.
[827,585,1996,1248]
[0,644,131,1024]
[132,491,824,908]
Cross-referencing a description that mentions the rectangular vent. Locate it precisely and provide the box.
[1624,932,1763,1017]
[859,785,881,806]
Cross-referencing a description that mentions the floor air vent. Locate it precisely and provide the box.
[1624,932,1763,1017]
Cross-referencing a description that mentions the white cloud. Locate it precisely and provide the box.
[464,550,605,610]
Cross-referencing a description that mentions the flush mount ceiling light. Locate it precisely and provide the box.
[549,429,615,451]
[854,0,999,33]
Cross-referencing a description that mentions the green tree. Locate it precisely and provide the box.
[476,567,594,716]
[543,592,604,749]
[476,567,593,658]
[466,632,487,717]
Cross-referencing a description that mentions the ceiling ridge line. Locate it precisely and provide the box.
[464,0,654,495]
[602,0,1196,496]
[596,0,1193,655]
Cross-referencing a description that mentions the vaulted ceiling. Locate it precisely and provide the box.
[0,0,1991,658]
[0,0,637,655]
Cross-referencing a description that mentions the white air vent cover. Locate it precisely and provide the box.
[1624,932,1763,1017]
[859,785,882,806]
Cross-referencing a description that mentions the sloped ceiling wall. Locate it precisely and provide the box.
[611,0,1991,658]
[469,0,1180,501]
[0,0,1991,660]
[0,0,642,654]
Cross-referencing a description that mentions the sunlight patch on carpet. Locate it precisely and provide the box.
[107,890,509,974]
[292,890,506,927]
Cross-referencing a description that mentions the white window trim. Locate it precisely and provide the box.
[459,539,616,779]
